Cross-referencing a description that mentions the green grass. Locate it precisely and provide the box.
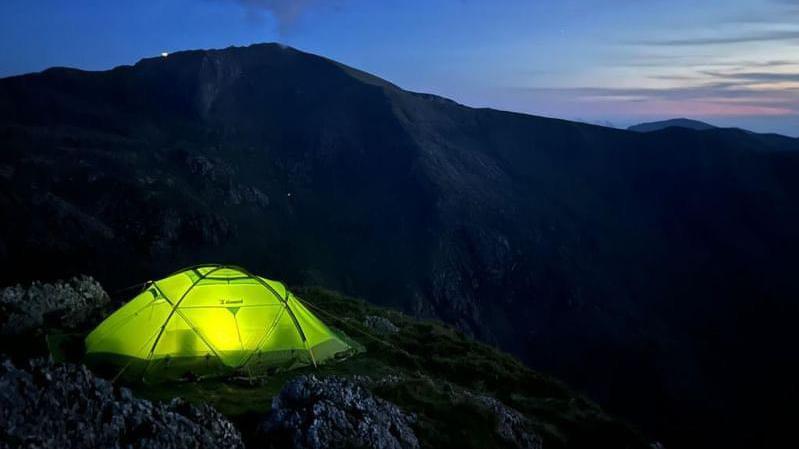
[117,287,648,449]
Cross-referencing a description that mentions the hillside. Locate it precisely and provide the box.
[1,277,649,449]
[142,287,650,449]
[1,43,799,448]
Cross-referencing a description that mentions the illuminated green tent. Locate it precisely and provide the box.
[85,265,353,382]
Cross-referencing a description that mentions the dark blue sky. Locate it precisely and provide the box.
[1,0,798,135]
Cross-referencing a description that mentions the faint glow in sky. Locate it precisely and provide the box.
[0,0,797,135]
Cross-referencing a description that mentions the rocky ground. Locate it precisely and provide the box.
[259,375,419,449]
[0,276,109,336]
[0,358,244,449]
[0,278,651,449]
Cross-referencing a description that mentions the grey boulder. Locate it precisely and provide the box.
[259,375,418,449]
[0,358,244,449]
[0,275,110,335]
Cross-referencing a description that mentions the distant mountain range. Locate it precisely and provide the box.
[1,43,798,449]
[627,118,785,137]
[628,118,717,132]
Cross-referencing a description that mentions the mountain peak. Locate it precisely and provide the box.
[133,42,301,66]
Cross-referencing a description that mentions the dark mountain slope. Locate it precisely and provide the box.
[1,43,799,448]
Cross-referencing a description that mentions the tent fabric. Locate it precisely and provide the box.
[84,264,353,382]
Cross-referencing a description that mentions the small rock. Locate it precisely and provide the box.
[363,315,399,335]
[258,374,418,449]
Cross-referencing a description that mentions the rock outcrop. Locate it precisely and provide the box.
[259,375,419,449]
[363,315,400,335]
[460,390,543,449]
[0,276,109,335]
[0,358,244,449]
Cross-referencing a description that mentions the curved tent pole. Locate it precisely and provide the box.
[237,267,308,338]
[165,263,265,279]
[147,282,223,360]
[237,305,287,368]
[231,265,317,367]
[141,265,228,380]
[163,263,223,278]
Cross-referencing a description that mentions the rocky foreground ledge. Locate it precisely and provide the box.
[0,358,244,449]
[0,357,543,449]
[0,358,429,449]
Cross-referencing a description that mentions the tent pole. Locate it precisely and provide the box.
[307,342,318,368]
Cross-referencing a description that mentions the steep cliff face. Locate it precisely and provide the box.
[1,43,798,448]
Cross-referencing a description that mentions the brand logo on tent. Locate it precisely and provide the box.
[219,298,244,305]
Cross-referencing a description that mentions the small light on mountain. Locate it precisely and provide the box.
[161,52,169,58]
[287,193,292,198]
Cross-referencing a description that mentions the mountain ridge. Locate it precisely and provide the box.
[5,43,795,142]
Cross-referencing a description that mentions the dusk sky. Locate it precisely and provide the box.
[1,0,798,135]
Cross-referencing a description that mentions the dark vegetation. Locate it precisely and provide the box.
[1,43,798,448]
